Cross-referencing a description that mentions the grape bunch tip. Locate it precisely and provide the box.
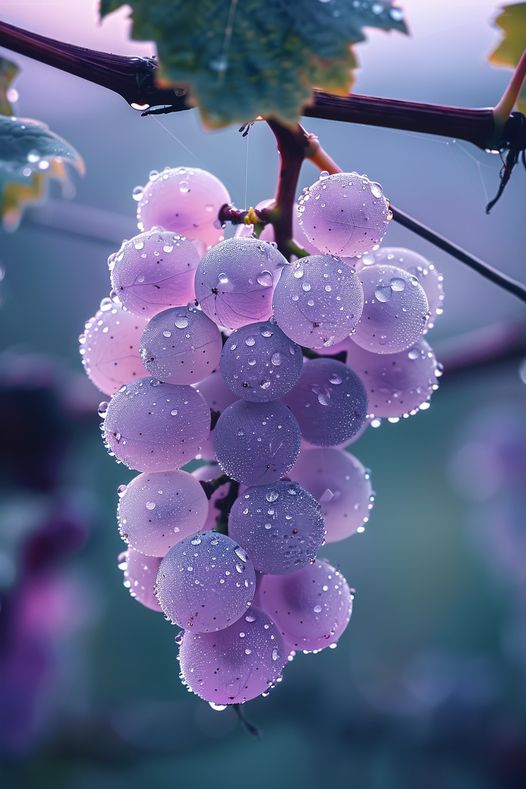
[80,165,444,708]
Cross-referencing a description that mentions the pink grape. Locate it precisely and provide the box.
[155,532,256,632]
[290,447,374,542]
[140,305,222,384]
[228,481,325,574]
[135,166,230,251]
[79,300,148,396]
[194,237,286,329]
[372,247,444,329]
[272,255,364,348]
[284,358,367,446]
[214,400,301,485]
[353,264,429,354]
[118,548,162,612]
[179,605,286,704]
[102,377,210,471]
[259,559,353,651]
[297,172,390,257]
[220,320,303,402]
[117,470,209,556]
[109,228,200,317]
[346,338,440,418]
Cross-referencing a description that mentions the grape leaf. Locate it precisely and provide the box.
[100,0,408,128]
[0,56,20,116]
[489,2,526,113]
[0,116,85,231]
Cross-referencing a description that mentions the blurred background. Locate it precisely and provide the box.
[0,1,525,787]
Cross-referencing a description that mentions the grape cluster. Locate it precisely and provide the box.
[80,166,444,708]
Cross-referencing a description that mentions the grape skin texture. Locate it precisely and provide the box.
[140,305,222,385]
[179,605,286,704]
[194,237,286,329]
[297,173,390,258]
[284,358,367,446]
[228,481,325,574]
[118,470,209,556]
[136,167,231,251]
[259,559,353,651]
[155,531,256,632]
[220,320,303,402]
[371,247,444,330]
[110,229,200,317]
[290,447,374,542]
[353,264,429,354]
[345,338,439,418]
[214,400,301,485]
[103,377,210,471]
[80,302,148,395]
[118,548,162,612]
[272,255,364,348]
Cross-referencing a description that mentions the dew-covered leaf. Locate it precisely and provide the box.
[100,0,408,128]
[489,2,526,113]
[0,116,85,230]
[0,56,20,116]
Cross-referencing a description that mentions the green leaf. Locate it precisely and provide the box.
[100,0,408,128]
[489,2,526,113]
[0,56,20,116]
[0,115,85,231]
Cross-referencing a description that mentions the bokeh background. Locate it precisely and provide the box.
[1,1,525,787]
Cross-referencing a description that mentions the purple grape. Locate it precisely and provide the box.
[140,305,222,385]
[372,247,444,329]
[194,237,286,329]
[102,377,210,471]
[118,548,162,612]
[284,358,367,446]
[191,463,231,531]
[213,400,301,485]
[353,264,429,354]
[79,300,148,395]
[179,605,286,704]
[155,531,256,632]
[228,481,325,574]
[109,229,200,317]
[290,447,374,542]
[117,470,209,556]
[259,559,353,651]
[346,338,440,418]
[135,166,230,251]
[272,255,364,349]
[220,320,303,402]
[297,172,390,257]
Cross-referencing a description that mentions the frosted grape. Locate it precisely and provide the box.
[214,400,301,486]
[284,359,367,446]
[353,264,429,354]
[155,531,256,631]
[192,463,231,531]
[236,197,320,255]
[140,305,222,385]
[194,237,286,329]
[228,481,325,574]
[290,447,374,541]
[118,548,162,612]
[259,559,353,651]
[297,172,390,257]
[220,320,303,402]
[136,166,230,251]
[179,605,286,704]
[373,247,444,329]
[80,301,148,395]
[103,377,210,471]
[346,338,440,418]
[117,470,209,556]
[272,255,364,349]
[109,229,200,317]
